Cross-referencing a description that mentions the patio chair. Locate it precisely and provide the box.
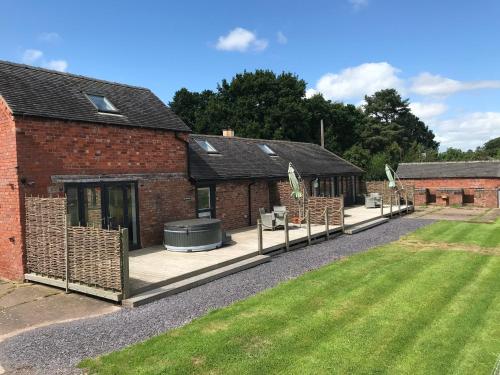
[259,207,277,230]
[273,206,288,228]
[364,193,381,208]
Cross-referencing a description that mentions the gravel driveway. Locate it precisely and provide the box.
[0,218,432,375]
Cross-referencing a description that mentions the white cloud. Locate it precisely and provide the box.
[411,72,500,96]
[44,60,68,72]
[429,112,500,150]
[349,0,369,10]
[277,31,287,45]
[22,49,43,64]
[308,62,403,101]
[215,27,268,52]
[38,32,61,43]
[409,102,448,120]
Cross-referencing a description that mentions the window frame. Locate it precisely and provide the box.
[85,93,119,114]
[196,185,216,218]
[258,144,277,156]
[195,139,219,154]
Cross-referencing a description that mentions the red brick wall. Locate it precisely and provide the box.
[215,180,270,230]
[139,177,195,246]
[0,115,194,280]
[0,100,24,280]
[402,178,499,208]
[14,116,189,197]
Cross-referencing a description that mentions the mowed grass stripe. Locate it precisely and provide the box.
[227,250,447,375]
[390,253,500,374]
[270,248,454,373]
[294,250,490,374]
[408,219,500,248]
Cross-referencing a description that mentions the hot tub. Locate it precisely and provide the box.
[163,218,222,252]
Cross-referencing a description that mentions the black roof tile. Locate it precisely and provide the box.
[397,161,500,179]
[189,134,364,181]
[0,60,190,132]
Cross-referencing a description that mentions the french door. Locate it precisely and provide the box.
[66,182,140,249]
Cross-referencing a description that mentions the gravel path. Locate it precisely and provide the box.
[0,218,432,375]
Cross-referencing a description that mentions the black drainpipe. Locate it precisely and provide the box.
[248,181,256,226]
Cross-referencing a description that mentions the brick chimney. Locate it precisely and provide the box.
[222,129,234,137]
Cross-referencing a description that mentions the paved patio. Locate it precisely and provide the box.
[128,204,410,295]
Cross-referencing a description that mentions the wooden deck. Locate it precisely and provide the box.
[128,204,411,295]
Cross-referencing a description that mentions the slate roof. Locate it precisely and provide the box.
[189,134,364,182]
[397,161,500,179]
[0,60,190,132]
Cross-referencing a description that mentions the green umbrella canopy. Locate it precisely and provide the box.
[385,164,396,189]
[288,162,303,199]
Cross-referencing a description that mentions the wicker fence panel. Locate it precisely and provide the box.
[67,227,122,291]
[25,197,67,278]
[25,196,124,293]
[365,181,415,204]
[308,197,343,226]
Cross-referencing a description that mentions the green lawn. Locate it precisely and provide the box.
[407,218,500,248]
[81,221,500,375]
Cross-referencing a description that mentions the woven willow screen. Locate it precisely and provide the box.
[307,197,343,226]
[25,196,125,292]
[25,197,67,278]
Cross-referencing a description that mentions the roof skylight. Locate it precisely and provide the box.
[86,94,118,113]
[258,144,277,156]
[196,139,218,154]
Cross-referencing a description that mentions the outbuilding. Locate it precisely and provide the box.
[397,161,500,208]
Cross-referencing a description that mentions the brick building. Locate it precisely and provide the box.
[397,161,500,208]
[189,133,364,230]
[0,60,363,281]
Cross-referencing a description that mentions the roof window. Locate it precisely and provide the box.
[196,139,218,154]
[86,94,118,113]
[258,144,277,156]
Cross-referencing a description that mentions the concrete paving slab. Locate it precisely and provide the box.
[0,283,118,341]
[0,284,59,309]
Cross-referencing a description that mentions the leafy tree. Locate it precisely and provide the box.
[483,136,500,158]
[170,71,442,180]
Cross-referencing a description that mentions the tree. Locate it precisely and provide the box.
[169,71,441,180]
[483,136,500,158]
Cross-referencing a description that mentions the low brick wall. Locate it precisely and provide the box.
[400,178,499,208]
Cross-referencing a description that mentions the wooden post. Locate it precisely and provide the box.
[340,196,345,233]
[380,196,384,217]
[284,212,289,251]
[398,192,402,216]
[390,193,393,218]
[306,209,311,245]
[64,212,69,294]
[120,228,130,299]
[257,219,263,255]
[325,207,329,240]
[405,192,409,214]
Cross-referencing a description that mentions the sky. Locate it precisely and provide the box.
[1,0,500,151]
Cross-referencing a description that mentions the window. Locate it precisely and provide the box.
[86,94,118,113]
[197,186,215,218]
[195,139,218,154]
[258,144,277,156]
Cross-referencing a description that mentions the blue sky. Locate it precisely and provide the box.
[2,0,500,150]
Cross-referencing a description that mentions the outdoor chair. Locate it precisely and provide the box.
[364,193,382,208]
[273,206,288,228]
[259,207,277,230]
